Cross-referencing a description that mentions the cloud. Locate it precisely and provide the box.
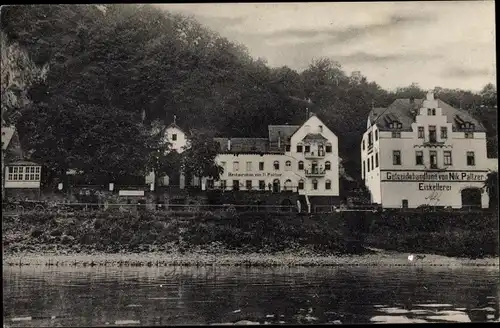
[258,13,437,46]
[442,67,493,79]
[331,51,443,65]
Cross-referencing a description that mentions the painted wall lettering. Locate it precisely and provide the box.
[385,171,485,182]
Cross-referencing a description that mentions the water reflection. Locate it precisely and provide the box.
[3,266,499,326]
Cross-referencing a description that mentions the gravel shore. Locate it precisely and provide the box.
[3,249,499,268]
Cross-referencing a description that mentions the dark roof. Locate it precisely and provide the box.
[214,138,272,154]
[8,160,40,166]
[302,133,328,142]
[368,99,487,132]
[268,125,300,143]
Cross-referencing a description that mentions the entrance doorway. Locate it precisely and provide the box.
[461,188,482,209]
[284,179,292,191]
[402,199,408,208]
[273,179,281,192]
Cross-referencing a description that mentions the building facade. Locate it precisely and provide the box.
[209,114,340,199]
[2,126,42,199]
[361,91,494,209]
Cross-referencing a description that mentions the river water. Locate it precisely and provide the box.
[3,266,499,326]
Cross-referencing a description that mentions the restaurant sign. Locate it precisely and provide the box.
[228,172,282,178]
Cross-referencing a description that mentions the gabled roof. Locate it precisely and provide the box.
[167,122,184,131]
[268,125,300,143]
[368,99,487,132]
[1,126,15,151]
[302,133,328,142]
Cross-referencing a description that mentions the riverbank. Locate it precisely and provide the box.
[3,210,498,263]
[3,248,499,268]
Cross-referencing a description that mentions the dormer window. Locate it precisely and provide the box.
[172,134,177,141]
[427,108,436,116]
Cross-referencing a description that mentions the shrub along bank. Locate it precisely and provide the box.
[364,210,499,258]
[2,210,498,258]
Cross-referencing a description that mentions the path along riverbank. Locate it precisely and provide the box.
[3,248,499,268]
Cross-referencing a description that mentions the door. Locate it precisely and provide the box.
[273,179,281,192]
[402,199,408,208]
[311,161,318,174]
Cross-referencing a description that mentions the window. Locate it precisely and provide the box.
[326,143,332,153]
[368,131,373,147]
[415,151,424,165]
[393,150,401,165]
[392,131,401,138]
[429,125,436,142]
[246,162,252,172]
[220,180,227,190]
[370,156,374,170]
[375,153,379,168]
[427,108,433,115]
[298,161,304,170]
[259,180,265,190]
[430,150,437,168]
[312,179,318,190]
[319,125,323,132]
[465,132,474,139]
[362,160,366,179]
[172,134,177,141]
[285,161,291,171]
[6,166,40,181]
[246,180,252,190]
[362,139,365,150]
[325,161,331,170]
[296,144,303,152]
[233,161,239,172]
[298,179,304,190]
[273,161,280,170]
[259,162,264,171]
[441,127,448,139]
[305,145,310,153]
[325,180,331,190]
[232,180,240,191]
[444,151,452,165]
[375,130,378,141]
[466,151,475,166]
[432,109,436,115]
[418,127,424,139]
[285,145,291,152]
[367,157,371,172]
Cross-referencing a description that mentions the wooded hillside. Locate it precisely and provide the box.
[1,4,496,183]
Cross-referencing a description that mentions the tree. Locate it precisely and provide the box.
[181,130,224,187]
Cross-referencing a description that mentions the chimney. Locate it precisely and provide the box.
[227,138,231,151]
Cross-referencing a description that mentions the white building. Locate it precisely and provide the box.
[209,113,340,204]
[145,120,190,188]
[361,91,495,209]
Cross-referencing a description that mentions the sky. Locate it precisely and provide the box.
[156,1,496,92]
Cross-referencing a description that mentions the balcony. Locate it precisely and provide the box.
[304,169,326,177]
[304,151,326,159]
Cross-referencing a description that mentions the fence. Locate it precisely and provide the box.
[2,202,298,215]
